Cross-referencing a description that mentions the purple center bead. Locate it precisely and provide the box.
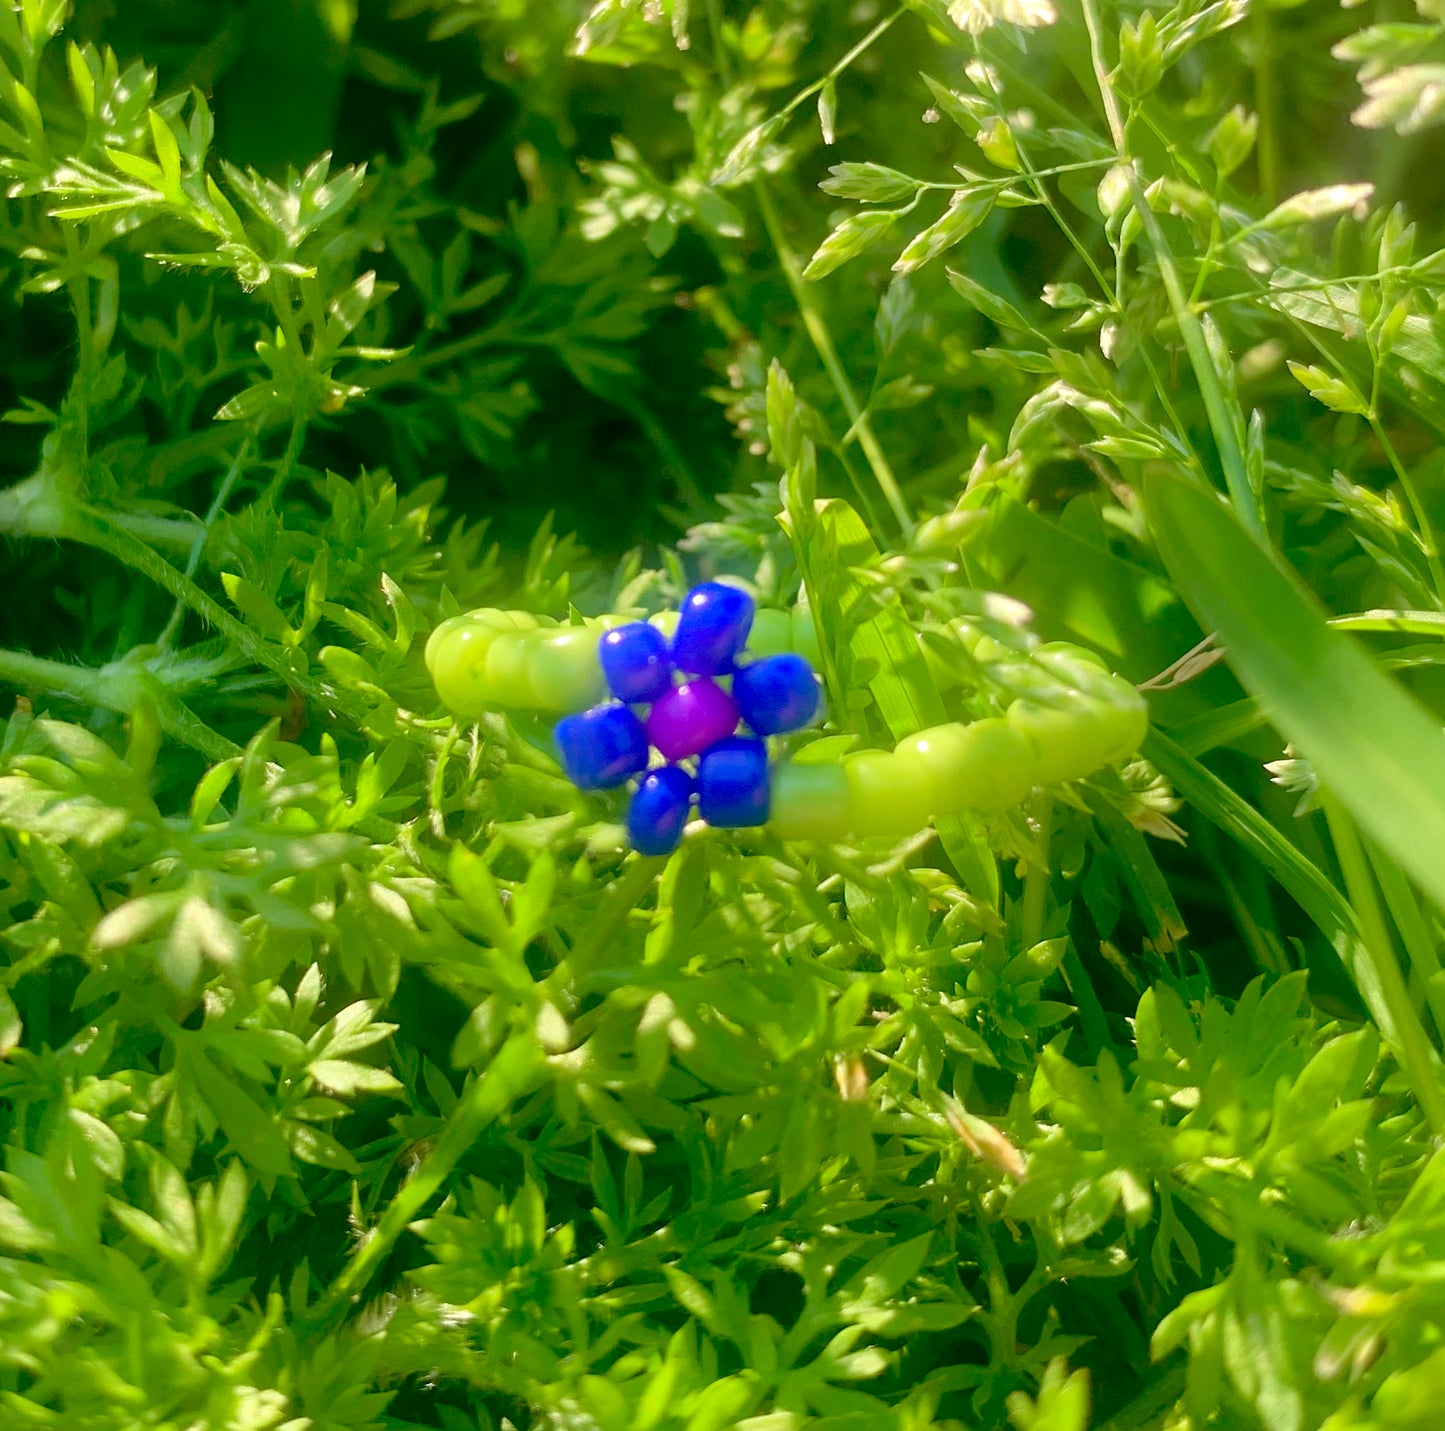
[645,680,740,761]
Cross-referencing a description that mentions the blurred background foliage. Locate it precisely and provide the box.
[2,0,1445,1427]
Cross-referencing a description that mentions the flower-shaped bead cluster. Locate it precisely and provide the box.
[553,583,820,855]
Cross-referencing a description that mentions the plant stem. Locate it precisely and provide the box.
[304,1033,542,1332]
[68,508,377,729]
[775,10,903,123]
[109,511,206,551]
[0,648,106,710]
[1370,414,1445,604]
[64,228,93,468]
[153,699,242,762]
[261,411,309,509]
[1366,837,1445,1043]
[1077,0,1265,544]
[0,648,238,761]
[557,853,663,980]
[753,181,914,537]
[990,64,1200,477]
[706,0,733,86]
[1324,793,1445,1134]
[1019,796,1052,949]
[159,435,255,650]
[1252,0,1280,205]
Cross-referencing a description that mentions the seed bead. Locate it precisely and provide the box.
[554,705,650,790]
[1005,700,1113,787]
[600,622,675,704]
[646,680,741,762]
[895,719,1038,813]
[628,766,694,856]
[746,609,794,658]
[769,761,852,841]
[427,610,542,717]
[528,627,608,712]
[672,582,755,675]
[733,653,820,735]
[841,750,936,837]
[697,736,770,827]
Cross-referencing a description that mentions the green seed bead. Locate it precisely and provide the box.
[1007,700,1114,786]
[1095,688,1150,762]
[529,628,607,712]
[424,613,466,672]
[1097,671,1146,711]
[912,718,1040,812]
[1035,643,1110,675]
[843,750,937,837]
[485,630,541,708]
[429,611,540,717]
[991,659,1065,701]
[748,609,794,659]
[972,635,1019,664]
[769,760,853,841]
[428,624,494,716]
[425,609,534,675]
[1029,654,1148,763]
[1031,650,1131,710]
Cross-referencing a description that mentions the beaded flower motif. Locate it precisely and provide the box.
[552,583,820,855]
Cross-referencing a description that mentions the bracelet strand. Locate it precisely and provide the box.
[425,588,1148,848]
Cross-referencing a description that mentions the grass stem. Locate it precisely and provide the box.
[1077,0,1265,543]
[753,181,914,538]
[1324,793,1445,1134]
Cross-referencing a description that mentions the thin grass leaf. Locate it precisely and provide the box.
[1144,470,1445,920]
[1145,730,1394,1036]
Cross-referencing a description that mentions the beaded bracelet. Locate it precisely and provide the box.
[424,583,1149,855]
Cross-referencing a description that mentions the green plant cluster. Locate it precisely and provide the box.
[3,0,1445,1427]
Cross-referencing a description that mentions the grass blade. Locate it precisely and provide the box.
[1145,730,1376,1011]
[1144,471,1445,920]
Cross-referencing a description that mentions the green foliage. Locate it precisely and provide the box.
[1,0,1444,1428]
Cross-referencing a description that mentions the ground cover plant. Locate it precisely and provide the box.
[4,0,1445,1426]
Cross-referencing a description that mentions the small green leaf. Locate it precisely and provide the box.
[308,1059,404,1097]
[92,892,182,950]
[148,111,183,193]
[0,986,19,1058]
[189,1051,294,1180]
[818,78,837,146]
[820,162,918,204]
[803,210,899,280]
[577,1084,656,1154]
[221,573,295,643]
[1205,104,1258,177]
[1286,361,1370,416]
[1259,183,1374,229]
[893,189,996,274]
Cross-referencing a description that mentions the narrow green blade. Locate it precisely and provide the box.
[1144,470,1445,917]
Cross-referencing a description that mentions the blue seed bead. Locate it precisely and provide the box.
[672,582,755,676]
[627,765,694,856]
[697,736,771,828]
[733,653,821,735]
[554,704,649,790]
[600,622,674,704]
